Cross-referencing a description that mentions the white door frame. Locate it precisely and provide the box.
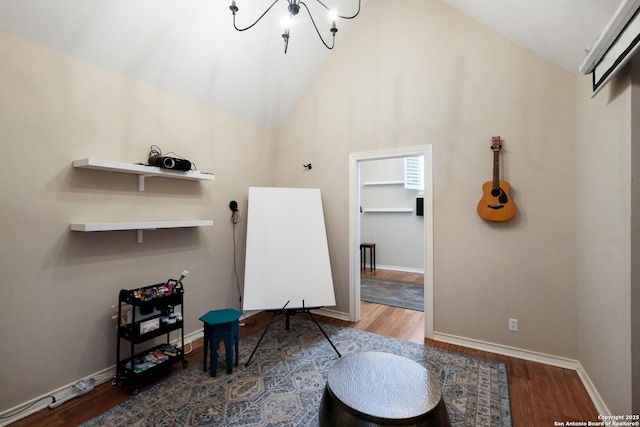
[348,145,434,338]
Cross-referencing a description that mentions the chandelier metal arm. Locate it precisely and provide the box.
[229,0,360,53]
[300,1,335,50]
[314,0,361,19]
[231,0,281,32]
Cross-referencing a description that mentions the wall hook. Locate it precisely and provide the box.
[303,163,312,170]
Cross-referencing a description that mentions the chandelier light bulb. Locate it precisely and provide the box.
[282,14,292,53]
[328,10,337,29]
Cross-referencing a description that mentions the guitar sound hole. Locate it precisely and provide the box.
[491,189,501,197]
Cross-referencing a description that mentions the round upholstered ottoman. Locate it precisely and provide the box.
[318,352,451,427]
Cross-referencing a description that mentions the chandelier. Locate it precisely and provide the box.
[229,0,361,54]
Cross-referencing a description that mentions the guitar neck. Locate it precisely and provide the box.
[492,149,500,190]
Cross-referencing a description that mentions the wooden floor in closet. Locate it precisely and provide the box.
[11,269,598,426]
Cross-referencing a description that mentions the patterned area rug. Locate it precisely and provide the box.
[361,275,424,311]
[83,317,511,427]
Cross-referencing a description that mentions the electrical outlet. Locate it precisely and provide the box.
[509,318,519,332]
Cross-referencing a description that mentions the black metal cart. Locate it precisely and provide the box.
[114,280,188,394]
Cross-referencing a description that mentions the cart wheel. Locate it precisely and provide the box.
[131,388,139,395]
[115,379,123,387]
[182,360,189,368]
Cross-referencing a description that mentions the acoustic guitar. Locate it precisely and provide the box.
[477,136,516,221]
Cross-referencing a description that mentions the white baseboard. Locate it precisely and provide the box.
[183,328,204,345]
[434,331,578,369]
[433,331,610,414]
[374,264,425,274]
[574,361,611,415]
[311,307,350,321]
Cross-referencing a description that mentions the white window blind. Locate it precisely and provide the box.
[404,156,424,191]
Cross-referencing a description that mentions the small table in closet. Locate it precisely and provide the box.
[360,243,376,272]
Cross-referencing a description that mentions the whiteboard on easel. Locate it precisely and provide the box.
[242,187,336,311]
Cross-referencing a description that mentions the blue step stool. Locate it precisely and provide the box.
[199,308,243,377]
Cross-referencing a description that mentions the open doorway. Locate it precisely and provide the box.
[348,145,434,338]
[360,157,424,313]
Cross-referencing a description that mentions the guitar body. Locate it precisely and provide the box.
[477,136,516,222]
[477,180,516,221]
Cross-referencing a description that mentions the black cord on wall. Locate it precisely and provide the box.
[230,201,256,326]
[231,205,242,306]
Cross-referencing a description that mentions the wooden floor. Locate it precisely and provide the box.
[10,269,598,426]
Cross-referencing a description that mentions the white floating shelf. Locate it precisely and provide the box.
[70,220,214,243]
[362,180,404,186]
[73,158,215,191]
[362,208,413,213]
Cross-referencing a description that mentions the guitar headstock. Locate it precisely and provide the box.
[490,136,502,152]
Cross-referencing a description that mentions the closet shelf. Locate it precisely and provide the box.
[70,220,214,243]
[362,180,404,186]
[73,158,215,191]
[362,208,413,213]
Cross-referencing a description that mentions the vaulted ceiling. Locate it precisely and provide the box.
[0,0,623,129]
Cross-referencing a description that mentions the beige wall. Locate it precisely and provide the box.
[576,68,632,414]
[0,32,274,410]
[276,0,578,356]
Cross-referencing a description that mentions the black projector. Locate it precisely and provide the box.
[148,156,191,171]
